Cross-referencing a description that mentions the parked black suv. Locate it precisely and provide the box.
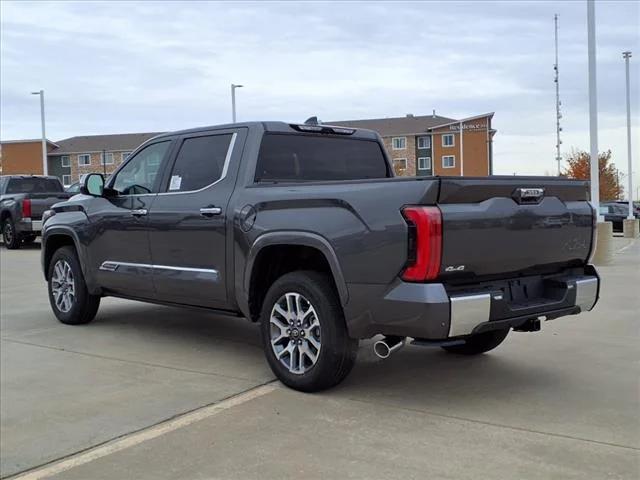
[41,122,600,391]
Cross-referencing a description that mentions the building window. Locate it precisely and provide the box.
[392,137,406,150]
[393,158,407,173]
[62,174,72,186]
[442,134,455,147]
[78,154,91,166]
[418,157,431,170]
[442,155,456,168]
[417,136,431,149]
[61,155,70,167]
[101,152,114,165]
[122,152,132,162]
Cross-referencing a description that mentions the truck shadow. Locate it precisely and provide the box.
[334,338,572,410]
[90,301,569,403]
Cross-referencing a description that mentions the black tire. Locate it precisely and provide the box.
[2,218,21,249]
[47,246,100,325]
[442,328,510,355]
[260,271,358,392]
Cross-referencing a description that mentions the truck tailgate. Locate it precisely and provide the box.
[27,193,73,219]
[437,177,594,280]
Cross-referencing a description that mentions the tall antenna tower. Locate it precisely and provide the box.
[554,14,562,175]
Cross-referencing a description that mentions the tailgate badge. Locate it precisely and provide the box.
[513,187,545,204]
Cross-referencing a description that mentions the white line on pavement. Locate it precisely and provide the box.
[9,383,278,480]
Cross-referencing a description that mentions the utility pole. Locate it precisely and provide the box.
[623,51,634,219]
[102,149,107,177]
[30,90,48,176]
[231,84,243,123]
[587,0,601,220]
[459,120,464,176]
[554,14,563,175]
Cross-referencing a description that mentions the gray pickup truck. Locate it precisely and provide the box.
[40,121,600,391]
[1,175,72,249]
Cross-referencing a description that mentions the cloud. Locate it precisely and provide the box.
[1,0,638,184]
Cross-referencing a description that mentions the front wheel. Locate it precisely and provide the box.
[260,271,358,392]
[441,328,510,355]
[48,246,100,325]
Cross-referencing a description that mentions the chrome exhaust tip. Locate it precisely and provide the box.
[373,336,406,359]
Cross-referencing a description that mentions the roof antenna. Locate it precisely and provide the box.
[304,116,319,125]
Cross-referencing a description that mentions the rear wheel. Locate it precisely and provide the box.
[260,271,358,392]
[2,219,21,249]
[442,328,510,355]
[48,246,100,325]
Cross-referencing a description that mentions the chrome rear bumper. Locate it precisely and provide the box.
[448,273,600,337]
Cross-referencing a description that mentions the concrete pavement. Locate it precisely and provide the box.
[1,238,639,479]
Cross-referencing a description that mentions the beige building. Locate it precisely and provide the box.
[47,132,162,185]
[330,112,496,177]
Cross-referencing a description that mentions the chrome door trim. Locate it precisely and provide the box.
[156,132,237,196]
[99,261,218,279]
[200,207,222,216]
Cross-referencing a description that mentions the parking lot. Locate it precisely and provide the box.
[1,238,639,479]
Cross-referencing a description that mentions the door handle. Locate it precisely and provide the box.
[131,208,148,217]
[200,206,222,217]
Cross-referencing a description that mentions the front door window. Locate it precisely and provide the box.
[111,142,170,195]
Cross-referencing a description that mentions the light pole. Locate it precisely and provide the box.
[587,0,601,220]
[30,90,48,176]
[231,84,243,123]
[623,51,633,219]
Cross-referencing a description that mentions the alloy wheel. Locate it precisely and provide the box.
[3,222,13,245]
[269,292,321,375]
[51,259,75,313]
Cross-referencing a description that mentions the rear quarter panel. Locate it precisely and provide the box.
[231,178,440,318]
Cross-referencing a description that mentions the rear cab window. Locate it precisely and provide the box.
[255,134,390,183]
[6,177,63,194]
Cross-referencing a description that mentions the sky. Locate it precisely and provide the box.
[1,0,639,187]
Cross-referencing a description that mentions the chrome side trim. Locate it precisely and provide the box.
[156,132,237,196]
[99,261,218,280]
[449,293,491,337]
[153,264,218,274]
[99,261,120,272]
[575,277,598,312]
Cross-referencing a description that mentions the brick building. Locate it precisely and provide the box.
[2,112,495,184]
[0,139,59,175]
[47,132,162,185]
[330,112,496,176]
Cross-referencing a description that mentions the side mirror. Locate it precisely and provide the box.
[80,173,105,196]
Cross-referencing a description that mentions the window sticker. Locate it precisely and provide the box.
[169,175,182,191]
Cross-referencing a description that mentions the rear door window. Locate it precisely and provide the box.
[6,177,63,193]
[166,134,233,192]
[255,134,390,182]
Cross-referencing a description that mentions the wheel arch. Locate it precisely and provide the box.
[41,228,92,289]
[242,232,348,321]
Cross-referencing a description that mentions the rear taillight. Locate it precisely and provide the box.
[22,199,32,218]
[401,206,442,282]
